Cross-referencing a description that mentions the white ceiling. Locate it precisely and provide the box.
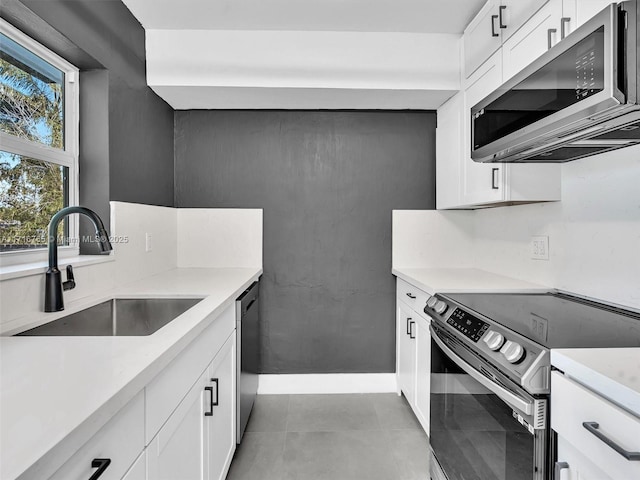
[122,0,486,33]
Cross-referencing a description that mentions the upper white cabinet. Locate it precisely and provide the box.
[464,0,550,78]
[575,0,618,27]
[502,0,577,81]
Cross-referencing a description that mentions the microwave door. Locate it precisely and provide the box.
[471,3,626,163]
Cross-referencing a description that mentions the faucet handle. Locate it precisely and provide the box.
[62,265,76,291]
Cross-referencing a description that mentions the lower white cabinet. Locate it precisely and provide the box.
[121,452,146,480]
[47,391,145,480]
[552,371,640,480]
[148,333,236,480]
[396,279,431,434]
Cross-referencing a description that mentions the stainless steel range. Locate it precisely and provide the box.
[424,291,640,480]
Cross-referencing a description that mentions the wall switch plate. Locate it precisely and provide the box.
[145,232,153,253]
[531,235,549,260]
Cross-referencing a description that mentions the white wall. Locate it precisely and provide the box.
[177,208,263,268]
[472,146,640,309]
[145,30,461,109]
[394,145,640,309]
[0,203,263,334]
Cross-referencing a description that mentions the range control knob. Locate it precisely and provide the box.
[426,297,438,309]
[500,340,525,363]
[434,301,448,315]
[483,330,505,351]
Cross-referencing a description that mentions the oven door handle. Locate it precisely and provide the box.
[431,327,533,416]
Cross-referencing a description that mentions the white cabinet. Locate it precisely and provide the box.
[552,371,640,480]
[148,333,236,480]
[437,49,561,209]
[121,452,146,480]
[502,0,577,81]
[464,0,550,78]
[575,0,617,27]
[47,391,145,480]
[397,302,416,405]
[413,316,431,433]
[396,279,431,434]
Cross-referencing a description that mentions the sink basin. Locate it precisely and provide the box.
[16,298,204,336]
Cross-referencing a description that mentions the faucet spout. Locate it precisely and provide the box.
[45,206,113,312]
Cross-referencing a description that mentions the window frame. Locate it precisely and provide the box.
[0,18,80,266]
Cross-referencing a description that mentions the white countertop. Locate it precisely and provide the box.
[0,267,261,480]
[392,267,550,295]
[552,348,640,418]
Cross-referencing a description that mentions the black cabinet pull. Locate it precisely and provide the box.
[499,6,507,28]
[409,320,416,339]
[406,317,413,335]
[89,459,111,480]
[582,422,640,460]
[491,168,500,189]
[406,292,416,299]
[204,386,214,416]
[211,378,219,406]
[548,28,557,50]
[491,15,499,37]
[560,17,571,39]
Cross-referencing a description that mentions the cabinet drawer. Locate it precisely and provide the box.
[551,371,640,480]
[396,278,430,315]
[146,303,235,443]
[48,391,144,480]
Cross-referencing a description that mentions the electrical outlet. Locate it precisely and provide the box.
[145,232,153,253]
[531,235,549,260]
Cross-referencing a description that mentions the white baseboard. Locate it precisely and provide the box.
[257,373,398,395]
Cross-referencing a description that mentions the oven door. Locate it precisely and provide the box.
[430,325,548,480]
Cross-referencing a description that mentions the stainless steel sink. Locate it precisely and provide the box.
[16,298,203,336]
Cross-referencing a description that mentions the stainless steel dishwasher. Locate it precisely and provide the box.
[236,281,260,443]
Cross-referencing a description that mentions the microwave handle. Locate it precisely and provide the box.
[431,326,534,416]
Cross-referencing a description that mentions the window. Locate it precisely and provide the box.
[0,19,78,261]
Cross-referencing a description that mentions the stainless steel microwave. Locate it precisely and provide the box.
[471,1,640,163]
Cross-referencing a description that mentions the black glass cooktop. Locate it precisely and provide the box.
[441,291,640,349]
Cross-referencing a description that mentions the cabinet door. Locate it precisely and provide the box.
[502,0,563,81]
[463,0,503,78]
[575,0,615,28]
[206,334,236,480]
[121,452,146,480]
[147,369,209,480]
[436,92,463,210]
[556,437,614,480]
[397,302,416,406]
[462,50,505,206]
[414,317,431,434]
[500,0,550,41]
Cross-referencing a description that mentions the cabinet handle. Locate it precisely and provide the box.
[499,5,507,28]
[406,292,416,299]
[406,317,413,335]
[409,320,415,339]
[582,422,640,460]
[88,459,111,480]
[491,168,500,189]
[560,17,571,39]
[204,386,214,416]
[547,28,557,50]
[211,378,219,406]
[554,461,569,480]
[491,15,499,37]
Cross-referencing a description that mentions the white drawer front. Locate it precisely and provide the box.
[552,371,640,480]
[397,278,431,317]
[48,391,144,480]
[146,303,235,443]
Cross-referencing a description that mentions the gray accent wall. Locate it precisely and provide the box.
[5,0,175,209]
[175,111,436,373]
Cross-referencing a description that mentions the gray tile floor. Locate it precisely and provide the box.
[227,393,430,480]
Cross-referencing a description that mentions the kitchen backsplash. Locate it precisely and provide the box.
[394,144,640,309]
[0,202,263,334]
